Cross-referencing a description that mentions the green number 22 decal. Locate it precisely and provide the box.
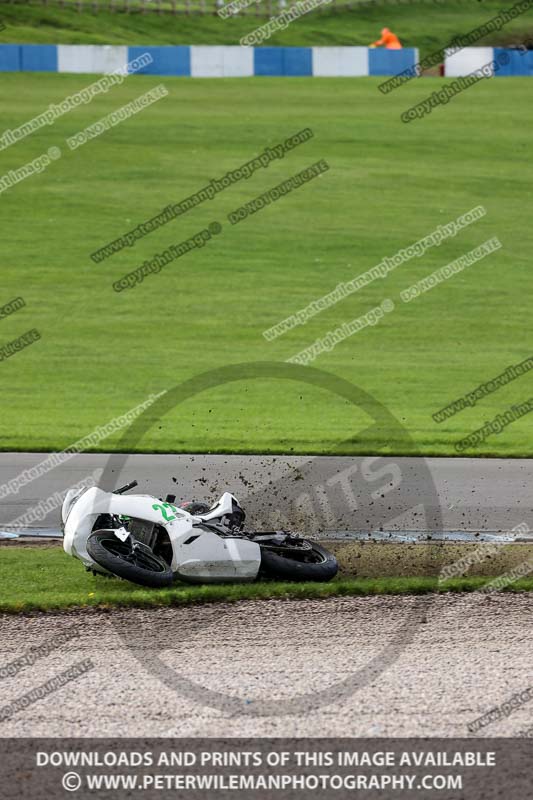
[152,502,179,522]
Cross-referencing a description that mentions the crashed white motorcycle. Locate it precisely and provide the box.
[62,480,338,588]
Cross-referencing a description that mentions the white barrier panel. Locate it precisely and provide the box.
[445,47,494,78]
[312,47,368,77]
[57,45,128,74]
[190,46,254,77]
[222,46,254,78]
[191,46,224,77]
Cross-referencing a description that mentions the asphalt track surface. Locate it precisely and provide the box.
[1,453,533,533]
[0,594,531,737]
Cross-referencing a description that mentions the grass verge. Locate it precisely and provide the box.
[0,2,532,53]
[1,547,531,614]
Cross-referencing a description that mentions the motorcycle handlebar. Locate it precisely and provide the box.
[113,480,138,495]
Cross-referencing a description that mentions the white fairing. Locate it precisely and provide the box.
[63,486,261,583]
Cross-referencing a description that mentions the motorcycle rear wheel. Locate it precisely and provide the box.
[260,540,338,582]
[86,530,174,588]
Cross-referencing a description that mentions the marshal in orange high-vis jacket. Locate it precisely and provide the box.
[370,28,402,49]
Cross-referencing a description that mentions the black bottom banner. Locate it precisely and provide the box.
[0,738,530,799]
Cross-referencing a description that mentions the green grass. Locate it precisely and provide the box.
[1,72,532,456]
[0,547,531,614]
[0,1,532,52]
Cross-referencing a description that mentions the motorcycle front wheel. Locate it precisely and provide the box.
[86,530,174,588]
[259,540,338,582]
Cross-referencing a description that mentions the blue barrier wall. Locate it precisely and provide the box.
[283,47,313,77]
[254,47,313,77]
[0,43,420,77]
[494,47,533,76]
[368,48,418,76]
[20,45,58,72]
[254,47,283,77]
[0,44,21,72]
[2,44,531,77]
[128,46,190,76]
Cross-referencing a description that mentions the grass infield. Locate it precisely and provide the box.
[1,73,532,456]
[0,548,531,614]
